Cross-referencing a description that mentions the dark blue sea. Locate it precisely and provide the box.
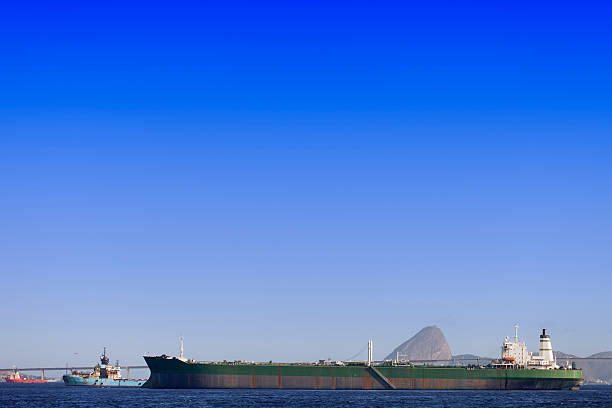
[1,383,611,407]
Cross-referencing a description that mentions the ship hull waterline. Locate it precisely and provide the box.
[143,357,582,390]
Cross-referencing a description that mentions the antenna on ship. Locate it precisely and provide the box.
[179,336,184,359]
[101,347,110,366]
[514,324,519,343]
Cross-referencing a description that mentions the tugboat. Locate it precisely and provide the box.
[5,371,47,383]
[62,348,146,387]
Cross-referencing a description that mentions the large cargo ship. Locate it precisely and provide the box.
[63,348,146,387]
[143,327,582,390]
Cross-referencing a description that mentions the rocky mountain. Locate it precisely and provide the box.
[385,326,452,361]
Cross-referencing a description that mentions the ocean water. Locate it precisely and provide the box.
[1,383,611,407]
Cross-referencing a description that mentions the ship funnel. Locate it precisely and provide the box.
[538,328,554,363]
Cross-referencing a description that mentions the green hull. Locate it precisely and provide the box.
[143,357,582,390]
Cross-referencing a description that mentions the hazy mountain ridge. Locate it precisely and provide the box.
[553,351,580,359]
[452,354,494,362]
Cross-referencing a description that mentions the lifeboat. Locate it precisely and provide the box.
[503,357,515,362]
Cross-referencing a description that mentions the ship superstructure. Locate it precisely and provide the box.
[494,325,559,369]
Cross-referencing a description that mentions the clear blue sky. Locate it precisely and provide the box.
[1,1,611,368]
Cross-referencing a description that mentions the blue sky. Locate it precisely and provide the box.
[1,1,611,368]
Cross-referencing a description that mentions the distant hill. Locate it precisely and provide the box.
[588,351,612,358]
[452,354,494,363]
[554,351,580,359]
[385,326,452,361]
[452,354,480,359]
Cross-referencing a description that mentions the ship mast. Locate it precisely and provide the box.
[179,336,184,359]
[100,347,110,365]
[514,324,519,343]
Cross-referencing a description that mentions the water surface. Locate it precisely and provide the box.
[1,383,611,407]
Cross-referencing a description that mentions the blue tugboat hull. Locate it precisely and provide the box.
[62,374,145,387]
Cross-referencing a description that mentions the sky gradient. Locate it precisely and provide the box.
[1,1,611,369]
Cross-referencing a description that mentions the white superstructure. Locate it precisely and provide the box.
[495,325,558,369]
